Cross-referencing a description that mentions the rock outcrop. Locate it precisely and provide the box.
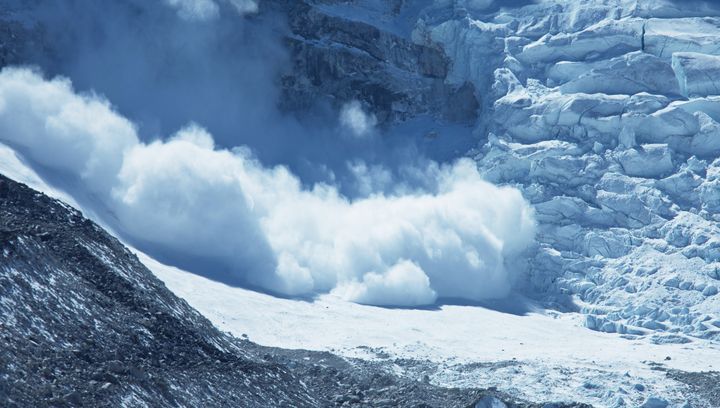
[270,0,480,124]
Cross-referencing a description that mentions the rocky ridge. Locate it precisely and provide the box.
[272,0,481,124]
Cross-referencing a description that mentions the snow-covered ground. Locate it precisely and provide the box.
[141,252,719,407]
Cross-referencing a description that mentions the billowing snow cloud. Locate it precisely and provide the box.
[0,68,536,306]
[333,260,437,307]
[340,101,377,138]
[164,0,258,21]
[0,69,137,195]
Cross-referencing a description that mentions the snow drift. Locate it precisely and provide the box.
[0,68,536,306]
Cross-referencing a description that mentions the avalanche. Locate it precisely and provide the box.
[1,0,720,406]
[0,67,536,307]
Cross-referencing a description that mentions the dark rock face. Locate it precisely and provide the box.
[0,175,584,407]
[0,20,43,68]
[0,174,319,407]
[271,0,480,124]
[0,0,480,127]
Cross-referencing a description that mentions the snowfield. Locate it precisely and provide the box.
[141,252,720,407]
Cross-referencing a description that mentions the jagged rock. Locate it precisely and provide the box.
[276,0,479,124]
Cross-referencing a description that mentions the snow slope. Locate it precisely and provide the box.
[142,251,720,408]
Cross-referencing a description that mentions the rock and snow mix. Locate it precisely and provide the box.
[1,0,720,406]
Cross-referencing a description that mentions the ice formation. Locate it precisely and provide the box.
[414,0,720,341]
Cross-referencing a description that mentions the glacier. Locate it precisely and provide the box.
[400,0,720,344]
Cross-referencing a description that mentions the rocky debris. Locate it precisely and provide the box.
[0,174,316,407]
[256,348,594,408]
[667,370,720,408]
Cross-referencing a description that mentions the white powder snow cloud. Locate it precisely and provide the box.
[340,100,378,138]
[0,68,137,195]
[333,260,437,307]
[0,68,536,307]
[164,0,258,21]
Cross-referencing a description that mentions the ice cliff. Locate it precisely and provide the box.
[284,0,720,342]
[412,0,720,342]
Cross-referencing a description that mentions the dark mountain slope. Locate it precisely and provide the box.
[0,174,582,407]
[0,173,321,406]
